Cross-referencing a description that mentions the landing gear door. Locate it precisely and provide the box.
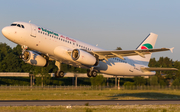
[30,24,36,38]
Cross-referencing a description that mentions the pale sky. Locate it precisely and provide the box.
[0,0,180,61]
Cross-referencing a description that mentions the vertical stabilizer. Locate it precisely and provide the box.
[128,33,158,66]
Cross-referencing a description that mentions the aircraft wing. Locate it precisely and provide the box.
[91,47,174,60]
[141,67,178,71]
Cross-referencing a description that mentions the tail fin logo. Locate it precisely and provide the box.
[141,43,153,49]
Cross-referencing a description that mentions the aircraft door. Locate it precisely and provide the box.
[30,24,36,38]
[30,24,40,48]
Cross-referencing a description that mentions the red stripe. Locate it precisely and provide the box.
[141,46,148,49]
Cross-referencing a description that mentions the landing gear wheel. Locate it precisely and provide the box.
[87,70,91,77]
[19,54,23,59]
[55,71,64,78]
[55,71,59,78]
[87,69,97,77]
[91,70,97,77]
[59,71,64,78]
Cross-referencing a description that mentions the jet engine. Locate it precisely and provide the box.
[71,49,98,66]
[20,50,48,67]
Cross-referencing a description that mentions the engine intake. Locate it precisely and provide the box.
[71,49,98,66]
[21,50,48,67]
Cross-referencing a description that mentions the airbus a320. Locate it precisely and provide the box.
[1,22,177,78]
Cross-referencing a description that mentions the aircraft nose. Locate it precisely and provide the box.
[2,26,10,37]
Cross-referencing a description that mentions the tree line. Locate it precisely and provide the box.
[0,43,179,86]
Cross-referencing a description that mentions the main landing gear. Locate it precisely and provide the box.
[87,67,97,77]
[55,61,64,78]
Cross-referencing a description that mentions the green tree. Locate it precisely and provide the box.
[159,79,167,86]
[116,47,122,50]
[172,78,180,86]
[133,76,146,86]
[149,58,158,67]
[123,81,134,86]
[150,76,159,86]
[90,75,105,86]
[34,67,51,87]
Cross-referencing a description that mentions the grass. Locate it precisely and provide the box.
[0,89,180,100]
[0,105,180,112]
[0,89,180,111]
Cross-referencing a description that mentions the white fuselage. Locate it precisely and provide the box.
[2,22,155,76]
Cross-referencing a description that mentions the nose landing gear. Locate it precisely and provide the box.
[19,45,28,59]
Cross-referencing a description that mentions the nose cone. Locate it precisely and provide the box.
[2,26,10,38]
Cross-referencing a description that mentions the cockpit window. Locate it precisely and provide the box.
[10,23,25,28]
[11,24,17,26]
[17,24,21,27]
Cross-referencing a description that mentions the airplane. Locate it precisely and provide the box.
[1,21,178,78]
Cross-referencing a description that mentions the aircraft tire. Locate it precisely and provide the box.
[59,71,64,78]
[87,70,91,77]
[91,70,97,77]
[55,71,59,78]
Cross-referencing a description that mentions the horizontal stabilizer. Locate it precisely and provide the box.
[141,67,178,71]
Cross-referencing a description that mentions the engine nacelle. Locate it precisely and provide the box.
[71,49,98,66]
[21,50,48,67]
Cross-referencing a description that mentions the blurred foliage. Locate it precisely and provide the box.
[116,47,122,50]
[123,81,134,86]
[90,75,106,86]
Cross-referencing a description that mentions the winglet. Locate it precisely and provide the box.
[170,47,174,53]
